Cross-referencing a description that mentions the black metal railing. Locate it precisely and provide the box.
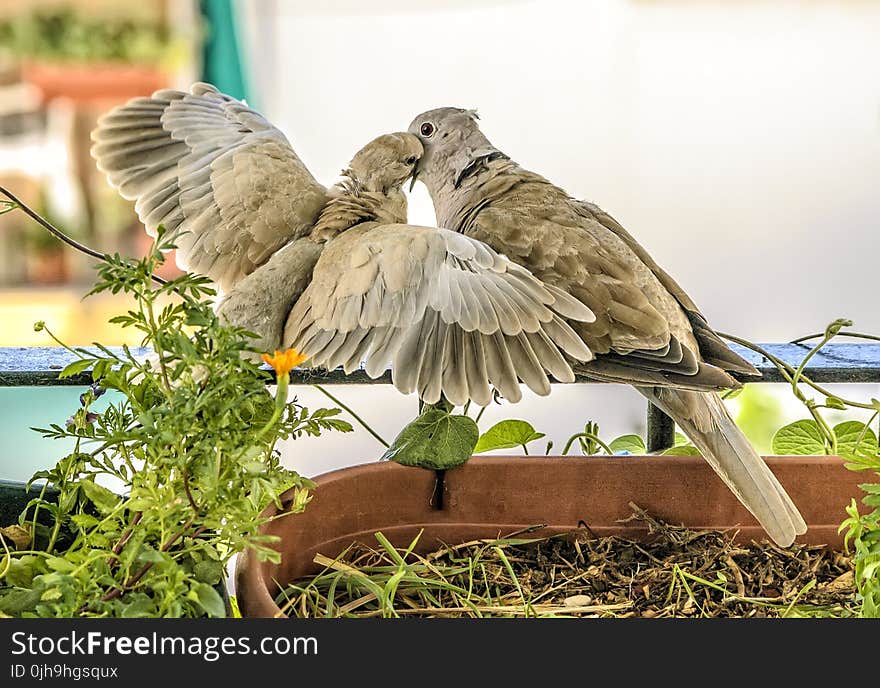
[2,342,879,452]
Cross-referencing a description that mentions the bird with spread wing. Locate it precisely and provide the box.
[90,83,596,408]
[406,107,807,546]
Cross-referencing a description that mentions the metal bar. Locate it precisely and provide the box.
[725,342,880,383]
[646,404,676,452]
[2,342,880,387]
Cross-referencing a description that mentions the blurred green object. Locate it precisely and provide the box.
[0,8,175,67]
[732,385,785,455]
[200,0,248,102]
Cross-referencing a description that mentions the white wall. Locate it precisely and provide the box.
[244,0,880,477]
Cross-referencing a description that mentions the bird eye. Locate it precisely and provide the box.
[420,122,435,137]
[405,156,417,165]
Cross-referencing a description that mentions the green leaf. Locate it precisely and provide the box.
[79,479,120,514]
[663,446,702,456]
[194,560,224,585]
[833,421,879,458]
[45,557,75,573]
[137,547,166,565]
[69,514,99,530]
[193,582,226,618]
[242,461,266,476]
[121,594,157,618]
[473,420,545,454]
[91,359,112,382]
[824,396,847,411]
[5,557,39,587]
[381,406,479,470]
[40,588,62,602]
[608,434,646,455]
[0,588,42,615]
[58,358,95,379]
[771,420,827,455]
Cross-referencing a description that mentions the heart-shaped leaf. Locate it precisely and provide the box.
[833,421,878,458]
[771,420,827,455]
[382,406,479,470]
[474,420,545,454]
[608,434,646,455]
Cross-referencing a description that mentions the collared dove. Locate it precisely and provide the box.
[90,83,596,405]
[407,107,807,546]
[281,133,597,405]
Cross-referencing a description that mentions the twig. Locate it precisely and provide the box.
[312,384,389,448]
[0,185,168,286]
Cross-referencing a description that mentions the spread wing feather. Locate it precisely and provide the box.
[283,223,596,405]
[91,82,327,291]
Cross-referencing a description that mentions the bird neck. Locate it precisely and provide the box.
[428,155,525,232]
[309,187,407,243]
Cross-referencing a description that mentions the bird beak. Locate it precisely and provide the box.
[408,160,421,192]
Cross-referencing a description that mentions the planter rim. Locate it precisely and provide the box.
[235,454,861,618]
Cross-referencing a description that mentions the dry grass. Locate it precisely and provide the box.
[275,505,857,618]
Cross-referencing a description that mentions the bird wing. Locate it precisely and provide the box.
[283,223,596,405]
[578,201,759,378]
[459,177,743,391]
[91,82,327,291]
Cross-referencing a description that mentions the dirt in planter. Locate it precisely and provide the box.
[276,505,858,618]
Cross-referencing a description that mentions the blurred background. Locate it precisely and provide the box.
[1,0,879,481]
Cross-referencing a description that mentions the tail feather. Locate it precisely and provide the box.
[639,387,807,546]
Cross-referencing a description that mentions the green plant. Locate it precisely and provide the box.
[0,7,188,69]
[744,320,880,618]
[6,190,878,617]
[0,231,351,617]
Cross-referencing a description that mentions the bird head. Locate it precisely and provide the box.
[345,132,423,195]
[407,107,502,195]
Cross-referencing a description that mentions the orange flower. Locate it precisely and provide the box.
[261,349,308,376]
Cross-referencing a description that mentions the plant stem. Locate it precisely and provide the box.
[718,331,876,410]
[143,297,172,393]
[46,442,81,553]
[312,384,389,448]
[107,512,143,568]
[561,432,613,456]
[0,185,168,285]
[252,375,289,445]
[41,324,86,359]
[789,330,880,345]
[98,519,197,604]
[182,466,199,512]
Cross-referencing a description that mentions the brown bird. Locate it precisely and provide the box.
[90,83,596,405]
[90,82,328,352]
[407,107,807,546]
[283,133,597,406]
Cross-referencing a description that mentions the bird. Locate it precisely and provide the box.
[90,83,597,406]
[90,82,328,352]
[406,107,807,546]
[282,136,596,406]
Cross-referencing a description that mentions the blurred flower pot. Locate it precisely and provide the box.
[25,246,69,285]
[235,454,864,618]
[21,61,168,105]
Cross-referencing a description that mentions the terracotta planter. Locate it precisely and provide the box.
[235,454,866,618]
[25,249,69,285]
[21,61,168,105]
